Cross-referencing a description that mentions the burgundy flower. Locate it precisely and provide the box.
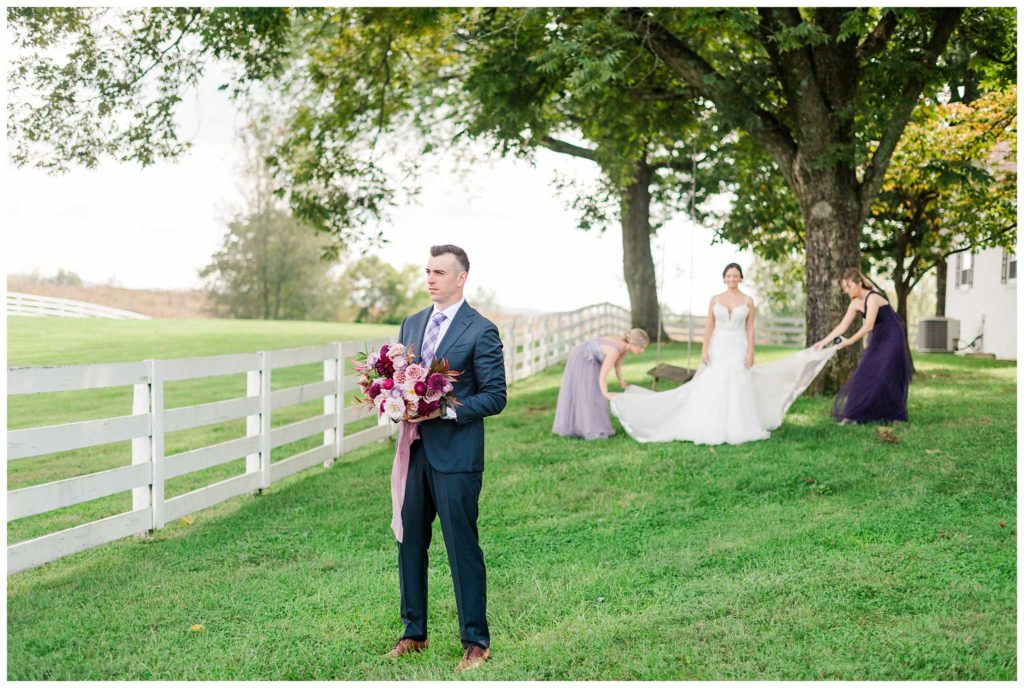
[427,373,447,392]
[424,399,441,414]
[382,378,395,391]
[416,400,431,417]
[414,381,427,396]
[367,382,381,398]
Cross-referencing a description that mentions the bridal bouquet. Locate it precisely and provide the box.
[353,343,462,422]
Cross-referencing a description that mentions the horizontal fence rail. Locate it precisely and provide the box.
[8,292,151,320]
[6,302,634,575]
[496,303,632,383]
[663,312,805,347]
[663,312,919,347]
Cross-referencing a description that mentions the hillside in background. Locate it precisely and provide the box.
[8,275,212,319]
[7,274,536,322]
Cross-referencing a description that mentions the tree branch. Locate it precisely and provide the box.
[856,10,899,62]
[624,8,798,175]
[758,8,832,145]
[857,8,964,224]
[540,136,598,161]
[942,223,1017,258]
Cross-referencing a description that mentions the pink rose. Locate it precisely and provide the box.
[405,364,426,382]
[394,369,407,385]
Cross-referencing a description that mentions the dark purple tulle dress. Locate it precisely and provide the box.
[552,338,623,440]
[832,291,913,423]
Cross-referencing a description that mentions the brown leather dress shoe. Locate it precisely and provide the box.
[384,637,428,659]
[457,644,491,671]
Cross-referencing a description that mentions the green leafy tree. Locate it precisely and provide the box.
[10,7,1016,390]
[864,87,1017,328]
[715,87,1016,333]
[51,269,84,287]
[199,208,341,321]
[336,256,431,325]
[453,8,724,340]
[199,111,341,321]
[747,253,806,319]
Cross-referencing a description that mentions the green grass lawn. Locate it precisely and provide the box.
[6,317,1017,679]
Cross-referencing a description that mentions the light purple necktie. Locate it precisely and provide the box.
[420,312,447,365]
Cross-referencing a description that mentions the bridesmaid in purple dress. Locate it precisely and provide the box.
[814,268,913,424]
[552,328,649,439]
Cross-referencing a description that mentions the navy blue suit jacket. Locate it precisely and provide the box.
[398,301,507,473]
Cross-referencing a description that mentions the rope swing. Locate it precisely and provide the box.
[647,149,698,390]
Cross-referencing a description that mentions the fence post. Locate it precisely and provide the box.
[246,355,264,492]
[555,313,564,364]
[150,360,166,530]
[131,362,154,534]
[507,319,518,384]
[333,342,345,460]
[323,347,339,467]
[258,352,272,489]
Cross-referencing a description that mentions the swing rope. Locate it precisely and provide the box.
[653,148,697,379]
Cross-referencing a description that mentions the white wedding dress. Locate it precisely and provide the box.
[610,302,837,445]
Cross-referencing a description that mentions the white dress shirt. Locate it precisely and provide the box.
[427,297,465,420]
[429,297,466,351]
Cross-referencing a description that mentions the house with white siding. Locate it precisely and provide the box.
[944,245,1017,360]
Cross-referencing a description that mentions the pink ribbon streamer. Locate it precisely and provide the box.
[390,420,420,543]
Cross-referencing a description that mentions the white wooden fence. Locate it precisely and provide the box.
[8,292,151,320]
[498,302,631,382]
[663,312,806,347]
[6,302,633,575]
[663,311,918,347]
[6,338,395,575]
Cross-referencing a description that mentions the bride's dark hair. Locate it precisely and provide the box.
[722,263,744,278]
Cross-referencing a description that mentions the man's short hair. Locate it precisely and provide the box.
[430,244,470,273]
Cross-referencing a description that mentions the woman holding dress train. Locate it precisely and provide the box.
[813,268,913,424]
[552,328,649,440]
[610,263,837,445]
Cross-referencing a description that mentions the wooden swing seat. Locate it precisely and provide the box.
[646,363,696,390]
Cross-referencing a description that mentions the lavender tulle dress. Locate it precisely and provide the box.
[832,291,913,423]
[552,338,623,440]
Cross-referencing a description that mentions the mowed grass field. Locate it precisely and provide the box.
[6,315,1017,679]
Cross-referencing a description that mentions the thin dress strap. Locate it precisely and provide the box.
[861,290,875,314]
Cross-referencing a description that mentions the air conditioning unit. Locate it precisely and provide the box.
[916,317,960,353]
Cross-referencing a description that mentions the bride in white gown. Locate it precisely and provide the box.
[610,263,837,445]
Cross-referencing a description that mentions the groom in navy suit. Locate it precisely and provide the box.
[384,245,507,672]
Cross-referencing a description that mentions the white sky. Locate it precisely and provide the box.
[5,59,752,316]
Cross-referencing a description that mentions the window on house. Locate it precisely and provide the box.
[1003,248,1017,283]
[956,252,974,288]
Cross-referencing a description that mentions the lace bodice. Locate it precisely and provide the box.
[713,302,749,332]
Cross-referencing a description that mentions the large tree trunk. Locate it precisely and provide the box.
[796,171,862,394]
[935,260,947,316]
[893,276,913,349]
[892,233,913,352]
[620,161,668,342]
